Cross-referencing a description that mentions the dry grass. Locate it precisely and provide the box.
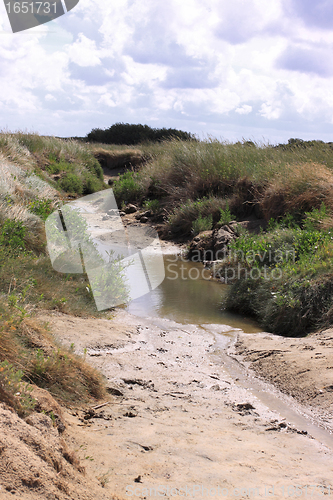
[0,305,106,406]
[111,139,333,237]
[258,163,333,220]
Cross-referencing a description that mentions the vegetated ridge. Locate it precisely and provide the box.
[110,136,333,337]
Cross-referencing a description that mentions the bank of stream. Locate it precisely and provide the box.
[66,199,333,450]
[125,255,333,448]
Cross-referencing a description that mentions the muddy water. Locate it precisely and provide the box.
[126,255,261,333]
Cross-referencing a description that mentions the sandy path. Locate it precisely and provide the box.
[37,310,333,500]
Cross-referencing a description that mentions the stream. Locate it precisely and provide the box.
[126,255,333,449]
[66,193,333,449]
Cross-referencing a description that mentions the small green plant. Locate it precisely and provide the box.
[0,219,26,254]
[28,198,54,221]
[303,203,327,231]
[143,199,160,213]
[113,171,143,202]
[0,360,35,416]
[192,214,213,235]
[218,201,235,225]
[83,174,103,195]
[97,470,112,488]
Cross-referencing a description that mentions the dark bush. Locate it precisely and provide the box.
[86,123,195,145]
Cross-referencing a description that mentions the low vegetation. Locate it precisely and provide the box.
[0,131,110,414]
[1,129,333,396]
[111,137,333,336]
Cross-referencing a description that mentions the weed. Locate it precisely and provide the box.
[0,219,26,254]
[59,173,83,195]
[112,171,144,203]
[192,214,213,235]
[143,199,160,213]
[218,201,235,225]
[97,470,112,488]
[0,360,35,416]
[303,203,329,231]
[28,198,54,221]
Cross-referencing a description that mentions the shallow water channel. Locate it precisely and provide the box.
[126,255,333,448]
[126,255,261,332]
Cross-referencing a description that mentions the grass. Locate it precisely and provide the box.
[0,131,114,413]
[212,209,333,336]
[1,131,333,343]
[112,138,333,237]
[111,137,333,335]
[0,302,106,407]
[0,131,105,197]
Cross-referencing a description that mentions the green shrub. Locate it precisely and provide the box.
[192,214,213,235]
[167,196,225,236]
[222,223,333,336]
[218,201,235,225]
[84,155,104,180]
[303,203,327,231]
[28,198,54,221]
[143,199,160,213]
[59,173,83,194]
[112,171,143,203]
[86,122,195,145]
[0,219,26,254]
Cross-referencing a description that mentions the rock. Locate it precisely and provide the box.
[119,211,125,216]
[136,210,152,220]
[106,386,124,397]
[102,215,110,221]
[107,208,119,216]
[124,204,137,214]
[213,227,235,258]
[187,231,214,262]
[229,219,267,235]
[140,216,148,223]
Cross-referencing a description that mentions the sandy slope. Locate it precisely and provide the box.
[36,309,333,500]
[231,329,333,433]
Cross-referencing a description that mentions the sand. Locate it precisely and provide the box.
[33,309,333,500]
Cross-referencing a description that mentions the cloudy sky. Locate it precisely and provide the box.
[0,0,333,143]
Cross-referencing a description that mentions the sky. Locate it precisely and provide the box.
[1,0,333,144]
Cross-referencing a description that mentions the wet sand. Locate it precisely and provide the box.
[38,309,333,500]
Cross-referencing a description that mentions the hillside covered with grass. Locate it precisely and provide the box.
[111,137,333,336]
[0,132,109,416]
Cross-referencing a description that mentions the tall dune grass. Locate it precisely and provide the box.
[112,138,333,236]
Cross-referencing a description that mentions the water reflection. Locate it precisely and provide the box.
[126,256,261,333]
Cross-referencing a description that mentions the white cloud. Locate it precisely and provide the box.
[0,0,333,141]
[67,33,101,66]
[259,102,282,120]
[235,105,252,115]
